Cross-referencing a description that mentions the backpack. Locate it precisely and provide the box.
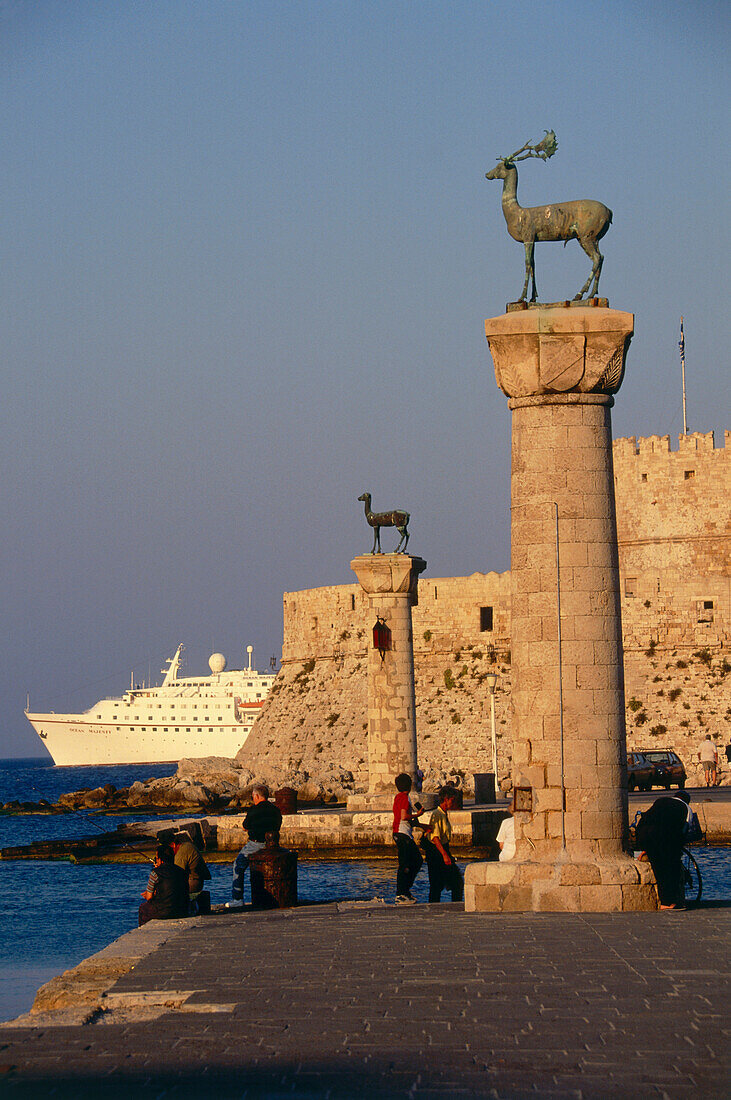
[633,801,702,849]
[683,807,703,843]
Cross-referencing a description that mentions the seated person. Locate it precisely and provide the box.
[496,815,515,861]
[231,785,283,906]
[172,830,211,911]
[138,844,189,927]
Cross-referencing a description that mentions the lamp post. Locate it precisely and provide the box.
[486,671,498,794]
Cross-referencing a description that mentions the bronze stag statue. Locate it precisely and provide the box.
[485,131,612,303]
[358,492,410,554]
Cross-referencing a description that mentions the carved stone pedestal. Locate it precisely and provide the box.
[347,554,426,812]
[465,303,657,911]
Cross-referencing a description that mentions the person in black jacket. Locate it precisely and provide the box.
[636,791,692,910]
[230,785,283,906]
[138,844,189,926]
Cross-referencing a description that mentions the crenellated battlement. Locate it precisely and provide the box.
[613,430,729,457]
[612,432,729,546]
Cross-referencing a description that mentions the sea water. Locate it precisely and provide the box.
[1,760,729,1022]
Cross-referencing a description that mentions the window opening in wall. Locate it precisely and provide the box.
[697,599,714,624]
[434,587,438,599]
[624,578,637,598]
[684,469,695,479]
[480,606,494,632]
[641,473,648,482]
[351,594,355,611]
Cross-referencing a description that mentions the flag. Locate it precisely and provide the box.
[679,318,685,358]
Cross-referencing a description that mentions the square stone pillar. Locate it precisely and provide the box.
[465,302,657,911]
[347,554,426,811]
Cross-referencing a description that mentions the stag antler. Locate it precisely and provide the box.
[499,130,558,166]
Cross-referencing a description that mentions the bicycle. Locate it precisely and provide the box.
[681,846,703,906]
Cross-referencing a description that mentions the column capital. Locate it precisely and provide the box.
[350,554,427,604]
[485,304,633,399]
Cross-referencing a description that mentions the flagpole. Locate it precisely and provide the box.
[679,316,687,435]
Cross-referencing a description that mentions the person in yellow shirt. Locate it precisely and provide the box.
[421,787,464,903]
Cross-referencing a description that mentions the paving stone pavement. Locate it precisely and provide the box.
[0,903,728,1098]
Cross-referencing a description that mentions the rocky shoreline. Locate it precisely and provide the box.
[1,757,281,816]
[1,754,476,817]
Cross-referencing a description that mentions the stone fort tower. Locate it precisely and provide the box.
[614,430,730,650]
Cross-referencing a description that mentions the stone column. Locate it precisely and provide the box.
[348,553,426,810]
[465,301,657,911]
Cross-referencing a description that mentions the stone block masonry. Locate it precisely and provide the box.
[507,391,629,868]
[462,303,658,911]
[348,554,425,805]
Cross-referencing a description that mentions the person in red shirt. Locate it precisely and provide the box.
[392,772,424,904]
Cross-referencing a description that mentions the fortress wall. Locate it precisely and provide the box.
[613,430,729,571]
[281,572,512,665]
[237,432,730,793]
[623,646,730,783]
[238,573,514,790]
[613,431,731,651]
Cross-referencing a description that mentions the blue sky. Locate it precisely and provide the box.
[1,1,729,756]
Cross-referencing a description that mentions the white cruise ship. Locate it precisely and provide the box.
[25,645,276,766]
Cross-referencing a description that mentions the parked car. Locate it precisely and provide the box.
[627,752,654,791]
[627,749,687,791]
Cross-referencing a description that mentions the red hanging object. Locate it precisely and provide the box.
[372,617,391,660]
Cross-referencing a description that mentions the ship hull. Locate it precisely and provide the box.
[25,715,257,767]
[25,644,275,766]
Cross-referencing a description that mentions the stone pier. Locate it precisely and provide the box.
[465,302,657,911]
[348,554,426,810]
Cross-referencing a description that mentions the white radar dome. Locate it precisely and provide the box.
[208,653,227,674]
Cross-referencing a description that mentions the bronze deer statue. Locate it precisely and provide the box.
[485,131,612,303]
[358,492,410,554]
